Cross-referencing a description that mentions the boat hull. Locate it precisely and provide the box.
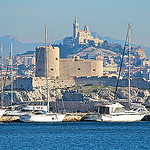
[96,114,145,122]
[0,109,5,118]
[20,113,66,123]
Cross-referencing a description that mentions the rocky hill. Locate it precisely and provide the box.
[58,43,147,61]
[1,85,150,111]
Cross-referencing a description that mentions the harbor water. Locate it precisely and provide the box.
[0,122,150,150]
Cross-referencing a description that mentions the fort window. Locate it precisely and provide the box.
[51,68,54,71]
[93,69,96,71]
[78,68,80,70]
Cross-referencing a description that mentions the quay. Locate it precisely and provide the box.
[0,113,86,123]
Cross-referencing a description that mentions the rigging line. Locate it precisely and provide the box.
[46,27,58,77]
[36,24,48,76]
[131,25,134,46]
[46,27,64,112]
[113,26,129,101]
[0,45,3,108]
[3,48,12,89]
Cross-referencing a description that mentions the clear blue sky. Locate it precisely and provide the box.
[0,0,150,47]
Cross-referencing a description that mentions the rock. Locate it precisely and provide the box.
[0,116,19,122]
[63,114,82,122]
[116,90,128,99]
[145,96,150,105]
[134,47,146,59]
[138,90,149,97]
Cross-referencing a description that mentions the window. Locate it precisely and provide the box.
[56,58,58,60]
[78,68,80,70]
[93,69,96,71]
[51,68,54,71]
[38,69,41,71]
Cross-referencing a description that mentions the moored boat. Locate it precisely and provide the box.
[19,25,66,123]
[95,103,147,122]
[20,111,65,123]
[4,105,48,116]
[84,23,149,122]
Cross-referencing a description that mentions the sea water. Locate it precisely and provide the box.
[0,122,150,150]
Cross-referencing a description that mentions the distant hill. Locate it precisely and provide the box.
[0,35,57,56]
[91,32,150,58]
[0,35,41,56]
[0,34,149,58]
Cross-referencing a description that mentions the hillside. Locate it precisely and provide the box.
[91,32,150,59]
[58,43,147,61]
[0,34,149,58]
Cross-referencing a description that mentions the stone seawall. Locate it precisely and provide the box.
[2,76,150,92]
[75,76,150,89]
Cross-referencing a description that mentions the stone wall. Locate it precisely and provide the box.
[32,77,75,89]
[75,76,150,89]
[59,58,103,77]
[50,101,96,113]
[3,76,150,93]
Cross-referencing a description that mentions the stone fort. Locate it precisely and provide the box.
[35,45,103,78]
[6,44,150,91]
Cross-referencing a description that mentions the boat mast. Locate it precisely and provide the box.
[45,25,50,112]
[0,45,3,108]
[128,23,131,107]
[10,43,13,106]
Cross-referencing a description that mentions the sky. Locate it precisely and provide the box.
[0,0,150,47]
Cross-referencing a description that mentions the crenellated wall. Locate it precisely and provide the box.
[59,57,103,77]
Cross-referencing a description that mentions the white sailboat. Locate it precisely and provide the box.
[95,23,149,122]
[2,43,25,117]
[20,25,66,122]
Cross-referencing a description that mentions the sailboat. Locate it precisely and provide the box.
[2,43,26,117]
[95,23,149,122]
[20,25,66,122]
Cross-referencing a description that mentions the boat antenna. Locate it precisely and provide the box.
[45,25,50,112]
[0,45,3,108]
[10,43,13,107]
[113,25,129,102]
[128,23,131,108]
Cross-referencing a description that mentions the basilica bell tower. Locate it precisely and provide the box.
[73,16,79,38]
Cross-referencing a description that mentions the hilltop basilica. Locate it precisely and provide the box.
[63,16,103,46]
